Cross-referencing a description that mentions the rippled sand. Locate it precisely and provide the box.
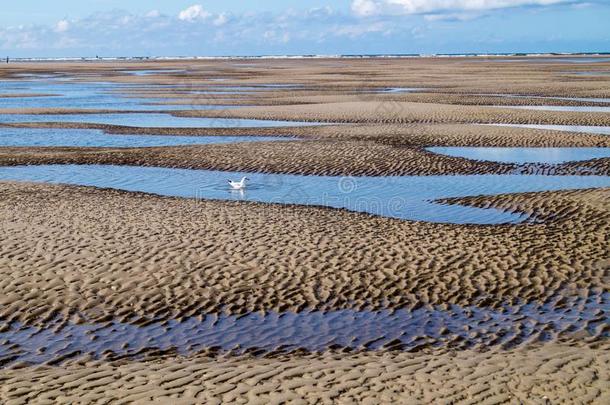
[1,342,608,404]
[2,124,610,176]
[1,57,609,403]
[0,182,607,323]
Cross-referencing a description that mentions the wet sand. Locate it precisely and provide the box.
[1,341,608,404]
[1,181,607,323]
[1,57,609,403]
[1,124,610,176]
[175,101,610,127]
[0,182,608,401]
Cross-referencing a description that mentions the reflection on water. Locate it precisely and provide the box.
[0,78,299,111]
[0,80,229,111]
[0,292,606,366]
[427,147,610,164]
[360,87,423,93]
[10,73,63,79]
[488,123,610,135]
[382,87,420,93]
[477,93,610,104]
[0,128,289,148]
[121,69,186,76]
[0,76,316,127]
[491,57,610,63]
[0,113,322,128]
[1,165,610,224]
[570,71,610,76]
[501,105,610,113]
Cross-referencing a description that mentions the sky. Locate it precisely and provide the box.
[0,1,608,57]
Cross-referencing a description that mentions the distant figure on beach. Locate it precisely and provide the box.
[6,57,8,64]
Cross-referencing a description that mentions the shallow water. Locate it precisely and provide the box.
[501,105,610,113]
[381,87,421,93]
[121,69,186,76]
[0,292,606,365]
[427,147,610,164]
[131,84,303,94]
[488,123,610,135]
[0,128,288,148]
[570,71,610,76]
[548,96,610,104]
[11,73,63,79]
[361,87,422,93]
[224,84,303,90]
[0,113,322,128]
[1,165,610,224]
[492,57,610,63]
[0,81,231,111]
[478,93,610,104]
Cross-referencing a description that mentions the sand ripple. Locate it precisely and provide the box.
[0,182,608,327]
[0,342,607,404]
[0,291,607,368]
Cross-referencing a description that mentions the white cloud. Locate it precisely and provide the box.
[213,13,228,26]
[306,6,335,19]
[571,1,593,8]
[352,0,380,16]
[54,20,70,33]
[178,4,211,22]
[263,30,291,44]
[0,1,599,57]
[424,12,481,21]
[333,21,389,38]
[353,0,573,15]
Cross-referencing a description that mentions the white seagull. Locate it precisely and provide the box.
[228,176,249,190]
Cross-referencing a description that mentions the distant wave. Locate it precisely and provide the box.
[7,52,610,62]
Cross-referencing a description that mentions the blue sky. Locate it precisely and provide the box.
[0,1,608,57]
